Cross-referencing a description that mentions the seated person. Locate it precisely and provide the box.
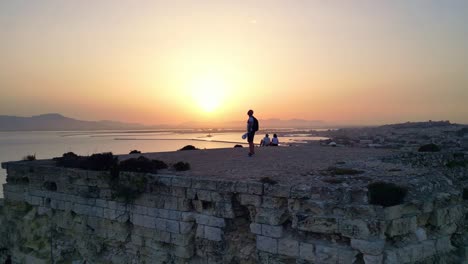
[260,134,270,146]
[270,134,279,146]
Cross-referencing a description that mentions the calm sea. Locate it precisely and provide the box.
[0,130,328,197]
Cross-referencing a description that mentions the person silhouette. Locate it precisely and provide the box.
[260,134,270,146]
[246,110,258,156]
[270,134,279,146]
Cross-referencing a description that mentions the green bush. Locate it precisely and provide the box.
[260,177,278,185]
[54,152,118,171]
[119,156,167,173]
[179,145,198,151]
[23,154,36,161]
[173,161,191,171]
[368,181,407,207]
[129,150,141,154]
[418,143,441,152]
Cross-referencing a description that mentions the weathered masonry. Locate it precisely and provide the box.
[0,151,467,264]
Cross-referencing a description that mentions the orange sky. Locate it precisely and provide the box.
[1,1,467,125]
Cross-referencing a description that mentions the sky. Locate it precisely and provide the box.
[1,0,467,125]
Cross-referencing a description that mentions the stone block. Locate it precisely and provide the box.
[255,208,289,225]
[250,223,262,234]
[177,198,192,211]
[363,254,383,264]
[192,179,217,190]
[216,180,235,192]
[264,184,291,197]
[156,175,173,186]
[180,222,194,234]
[214,202,235,218]
[278,238,299,257]
[256,235,278,254]
[196,190,212,201]
[299,242,315,261]
[133,204,148,215]
[172,177,192,188]
[383,205,402,221]
[95,199,108,208]
[436,236,454,253]
[166,220,180,233]
[262,196,287,209]
[339,219,377,239]
[315,244,338,263]
[186,188,197,199]
[171,187,186,198]
[351,239,385,256]
[234,181,248,193]
[171,233,194,246]
[261,224,283,238]
[247,182,263,195]
[164,196,179,210]
[386,216,417,237]
[290,184,312,198]
[204,226,223,241]
[429,205,463,226]
[196,225,204,238]
[174,245,195,258]
[132,214,154,229]
[239,194,262,206]
[294,215,338,234]
[153,229,171,243]
[30,196,43,206]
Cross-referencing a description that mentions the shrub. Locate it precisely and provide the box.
[260,177,278,185]
[368,181,407,207]
[119,156,167,173]
[23,154,36,161]
[173,161,190,171]
[179,145,198,151]
[111,174,148,203]
[54,152,118,171]
[81,152,117,171]
[54,152,81,168]
[129,150,141,154]
[418,143,441,152]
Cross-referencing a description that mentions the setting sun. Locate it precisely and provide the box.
[190,74,229,113]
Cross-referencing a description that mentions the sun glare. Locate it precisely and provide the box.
[191,74,228,113]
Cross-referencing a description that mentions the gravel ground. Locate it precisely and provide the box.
[120,144,395,184]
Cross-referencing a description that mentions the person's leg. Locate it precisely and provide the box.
[248,132,255,155]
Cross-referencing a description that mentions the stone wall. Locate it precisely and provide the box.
[0,160,467,264]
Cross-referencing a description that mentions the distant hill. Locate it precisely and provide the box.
[176,118,327,129]
[0,113,328,131]
[0,113,149,131]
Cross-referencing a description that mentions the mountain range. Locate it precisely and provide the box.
[0,113,327,131]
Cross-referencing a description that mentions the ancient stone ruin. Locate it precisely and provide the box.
[0,146,467,263]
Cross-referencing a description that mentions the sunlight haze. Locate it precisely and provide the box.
[1,0,467,125]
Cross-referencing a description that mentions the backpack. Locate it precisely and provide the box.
[252,117,259,132]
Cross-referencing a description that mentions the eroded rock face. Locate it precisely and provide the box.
[0,150,467,264]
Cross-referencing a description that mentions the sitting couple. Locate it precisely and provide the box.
[260,133,279,146]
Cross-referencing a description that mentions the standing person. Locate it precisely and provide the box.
[260,134,270,146]
[271,134,279,146]
[246,109,259,156]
